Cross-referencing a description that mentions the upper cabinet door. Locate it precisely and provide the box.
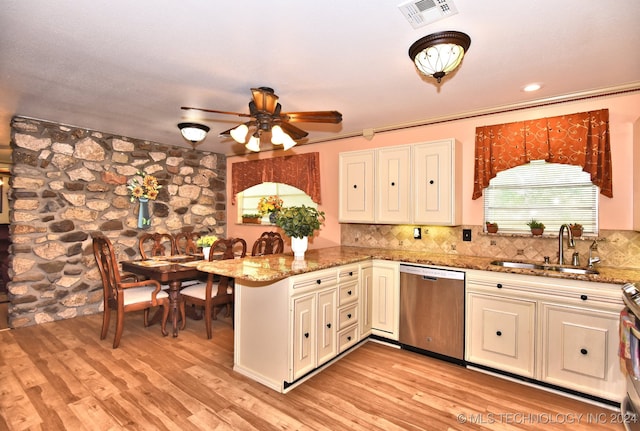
[376,146,411,224]
[413,139,461,226]
[339,150,375,222]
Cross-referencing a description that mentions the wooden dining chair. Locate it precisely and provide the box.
[251,231,284,256]
[174,232,201,255]
[180,237,247,339]
[139,232,176,259]
[92,233,170,348]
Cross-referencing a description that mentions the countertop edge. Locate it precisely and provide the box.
[196,246,640,286]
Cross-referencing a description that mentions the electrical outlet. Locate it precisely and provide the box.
[462,229,472,241]
[413,227,422,239]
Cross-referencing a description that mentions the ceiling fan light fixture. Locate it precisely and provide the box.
[178,122,210,145]
[245,133,261,152]
[281,134,297,151]
[270,125,285,145]
[408,31,471,83]
[230,123,249,144]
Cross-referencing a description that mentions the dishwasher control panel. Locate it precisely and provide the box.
[399,264,465,280]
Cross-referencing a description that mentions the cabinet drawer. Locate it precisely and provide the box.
[291,269,337,293]
[338,265,359,282]
[338,303,358,330]
[338,325,359,353]
[339,281,359,306]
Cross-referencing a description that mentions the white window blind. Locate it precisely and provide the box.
[484,161,598,234]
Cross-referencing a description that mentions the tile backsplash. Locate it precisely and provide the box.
[341,224,640,270]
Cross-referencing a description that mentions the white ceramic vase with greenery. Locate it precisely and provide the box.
[274,205,325,259]
[196,235,218,260]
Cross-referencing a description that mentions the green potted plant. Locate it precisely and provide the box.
[486,221,499,234]
[526,219,545,236]
[569,223,583,238]
[242,213,262,224]
[274,205,326,259]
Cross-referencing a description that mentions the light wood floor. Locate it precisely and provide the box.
[0,310,627,430]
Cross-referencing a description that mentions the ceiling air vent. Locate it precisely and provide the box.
[397,0,458,29]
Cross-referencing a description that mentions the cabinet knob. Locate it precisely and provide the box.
[347,336,352,341]
[347,313,352,319]
[326,323,331,329]
[391,182,395,186]
[429,180,435,185]
[496,331,502,336]
[347,290,352,295]
[352,184,358,189]
[304,332,310,338]
[580,294,588,301]
[496,283,503,289]
[580,348,588,355]
[348,271,353,276]
[316,279,321,284]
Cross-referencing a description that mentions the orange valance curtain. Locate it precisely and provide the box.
[232,152,322,204]
[472,109,612,199]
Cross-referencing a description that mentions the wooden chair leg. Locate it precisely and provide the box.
[113,312,125,348]
[204,302,212,339]
[180,300,187,330]
[143,308,150,327]
[160,304,169,336]
[100,309,111,340]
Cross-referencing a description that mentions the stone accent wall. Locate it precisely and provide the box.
[341,224,640,270]
[8,117,226,328]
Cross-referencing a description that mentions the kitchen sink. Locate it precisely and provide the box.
[490,260,599,275]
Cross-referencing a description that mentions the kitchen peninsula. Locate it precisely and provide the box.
[197,246,639,398]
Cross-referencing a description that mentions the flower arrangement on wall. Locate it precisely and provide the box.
[127,171,161,202]
[257,195,283,216]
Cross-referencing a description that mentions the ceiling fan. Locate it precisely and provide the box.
[181,87,343,151]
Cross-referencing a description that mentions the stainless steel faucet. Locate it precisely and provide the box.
[558,224,575,265]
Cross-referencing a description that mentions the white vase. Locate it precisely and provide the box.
[202,246,211,261]
[290,236,308,259]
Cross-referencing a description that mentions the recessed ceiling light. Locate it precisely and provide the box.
[523,83,542,92]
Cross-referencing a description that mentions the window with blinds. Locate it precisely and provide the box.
[484,161,598,234]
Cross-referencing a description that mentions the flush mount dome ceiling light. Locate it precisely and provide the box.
[408,30,471,83]
[178,122,210,147]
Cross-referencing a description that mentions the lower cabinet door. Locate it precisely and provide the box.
[317,289,337,367]
[541,302,624,401]
[292,294,316,380]
[466,293,536,378]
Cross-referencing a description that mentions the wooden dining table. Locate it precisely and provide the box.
[121,255,204,337]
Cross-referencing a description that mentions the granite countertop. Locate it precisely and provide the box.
[196,246,640,286]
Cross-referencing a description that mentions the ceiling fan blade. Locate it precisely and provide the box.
[181,106,252,118]
[251,87,279,114]
[279,121,309,140]
[281,111,343,124]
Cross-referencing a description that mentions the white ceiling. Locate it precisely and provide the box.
[1,0,639,162]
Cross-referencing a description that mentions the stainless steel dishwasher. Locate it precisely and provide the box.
[399,264,465,362]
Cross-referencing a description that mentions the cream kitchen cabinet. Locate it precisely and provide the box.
[375,145,412,224]
[337,264,360,353]
[338,150,375,222]
[541,302,622,402]
[466,292,536,378]
[359,262,373,338]
[412,139,461,225]
[371,260,400,340]
[339,139,460,225]
[465,268,625,402]
[234,263,364,393]
[291,287,336,380]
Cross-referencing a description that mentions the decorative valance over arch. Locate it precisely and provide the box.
[472,109,612,199]
[232,152,322,204]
